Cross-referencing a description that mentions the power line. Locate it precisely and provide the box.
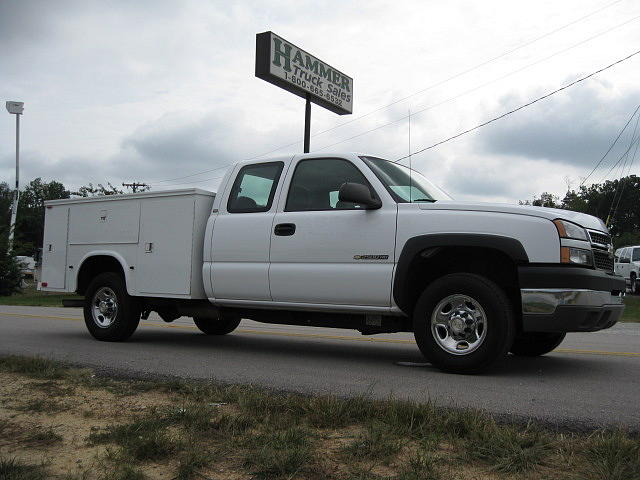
[302,0,626,142]
[147,0,627,185]
[393,49,640,163]
[149,174,226,188]
[315,14,640,153]
[607,116,640,225]
[596,116,640,184]
[582,104,640,185]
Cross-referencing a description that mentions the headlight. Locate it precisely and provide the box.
[561,247,593,266]
[553,219,588,241]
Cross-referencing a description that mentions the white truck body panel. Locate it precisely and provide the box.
[399,205,561,264]
[42,189,215,299]
[41,205,70,290]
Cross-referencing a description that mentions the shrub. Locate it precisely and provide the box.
[0,234,23,296]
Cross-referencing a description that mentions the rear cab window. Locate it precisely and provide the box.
[227,162,284,213]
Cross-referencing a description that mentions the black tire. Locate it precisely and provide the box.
[631,273,638,295]
[83,272,140,341]
[510,332,566,357]
[193,314,241,335]
[413,273,515,374]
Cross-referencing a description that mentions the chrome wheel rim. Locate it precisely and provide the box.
[91,287,118,328]
[430,294,487,355]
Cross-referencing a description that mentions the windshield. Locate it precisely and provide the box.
[361,156,452,203]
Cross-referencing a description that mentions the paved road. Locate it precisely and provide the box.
[1,305,639,430]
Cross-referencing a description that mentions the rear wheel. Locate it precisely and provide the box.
[413,273,515,374]
[510,332,566,357]
[193,314,241,335]
[83,272,140,341]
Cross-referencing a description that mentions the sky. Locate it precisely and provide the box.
[1,0,640,203]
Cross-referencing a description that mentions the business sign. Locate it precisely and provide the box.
[255,31,353,115]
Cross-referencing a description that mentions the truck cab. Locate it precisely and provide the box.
[41,152,625,374]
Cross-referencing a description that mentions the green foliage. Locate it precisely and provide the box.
[519,191,560,208]
[0,355,68,379]
[12,178,70,256]
[524,175,640,245]
[562,175,640,237]
[72,182,124,197]
[0,457,48,480]
[244,427,313,479]
[584,430,640,480]
[341,421,403,464]
[0,234,23,296]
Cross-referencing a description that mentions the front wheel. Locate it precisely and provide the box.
[413,273,515,374]
[83,272,140,341]
[510,332,566,356]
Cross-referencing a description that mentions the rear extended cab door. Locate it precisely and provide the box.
[208,157,292,301]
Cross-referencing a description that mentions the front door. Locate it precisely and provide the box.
[269,157,397,307]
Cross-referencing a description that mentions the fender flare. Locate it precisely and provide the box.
[73,251,133,295]
[393,233,529,314]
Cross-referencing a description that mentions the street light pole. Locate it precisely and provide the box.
[5,101,24,252]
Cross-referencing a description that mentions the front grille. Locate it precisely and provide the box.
[588,231,611,246]
[593,249,614,272]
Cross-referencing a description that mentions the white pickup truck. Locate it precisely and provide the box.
[41,153,624,373]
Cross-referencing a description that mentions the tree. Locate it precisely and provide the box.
[72,183,124,197]
[561,175,640,237]
[525,175,640,246]
[519,192,560,208]
[0,182,12,238]
[0,233,22,296]
[13,179,70,256]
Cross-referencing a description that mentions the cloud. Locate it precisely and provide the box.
[478,80,640,167]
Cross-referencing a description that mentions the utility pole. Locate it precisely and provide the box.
[5,101,24,252]
[122,182,149,193]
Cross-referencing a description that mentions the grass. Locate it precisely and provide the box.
[341,421,403,464]
[0,355,69,379]
[1,354,640,480]
[0,285,81,307]
[22,426,63,447]
[0,457,48,480]
[621,294,640,322]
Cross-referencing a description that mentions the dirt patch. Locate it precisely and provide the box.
[1,356,638,480]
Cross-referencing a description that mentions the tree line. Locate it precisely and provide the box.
[520,175,640,247]
[0,178,148,257]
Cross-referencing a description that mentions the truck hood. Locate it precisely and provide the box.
[419,201,608,232]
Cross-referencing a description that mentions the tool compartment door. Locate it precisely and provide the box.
[136,197,195,295]
[41,206,70,289]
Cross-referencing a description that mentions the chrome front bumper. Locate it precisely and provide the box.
[520,288,624,333]
[521,289,624,315]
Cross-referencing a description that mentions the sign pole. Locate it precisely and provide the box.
[8,112,20,252]
[304,93,311,153]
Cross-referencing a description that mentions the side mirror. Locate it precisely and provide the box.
[338,182,382,209]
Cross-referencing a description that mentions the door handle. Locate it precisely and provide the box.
[274,223,296,236]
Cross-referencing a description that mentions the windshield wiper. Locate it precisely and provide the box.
[411,198,436,203]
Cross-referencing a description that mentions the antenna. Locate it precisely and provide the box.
[408,107,413,203]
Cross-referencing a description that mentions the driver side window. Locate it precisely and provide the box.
[285,158,375,211]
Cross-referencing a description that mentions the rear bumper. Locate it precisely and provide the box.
[519,266,625,333]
